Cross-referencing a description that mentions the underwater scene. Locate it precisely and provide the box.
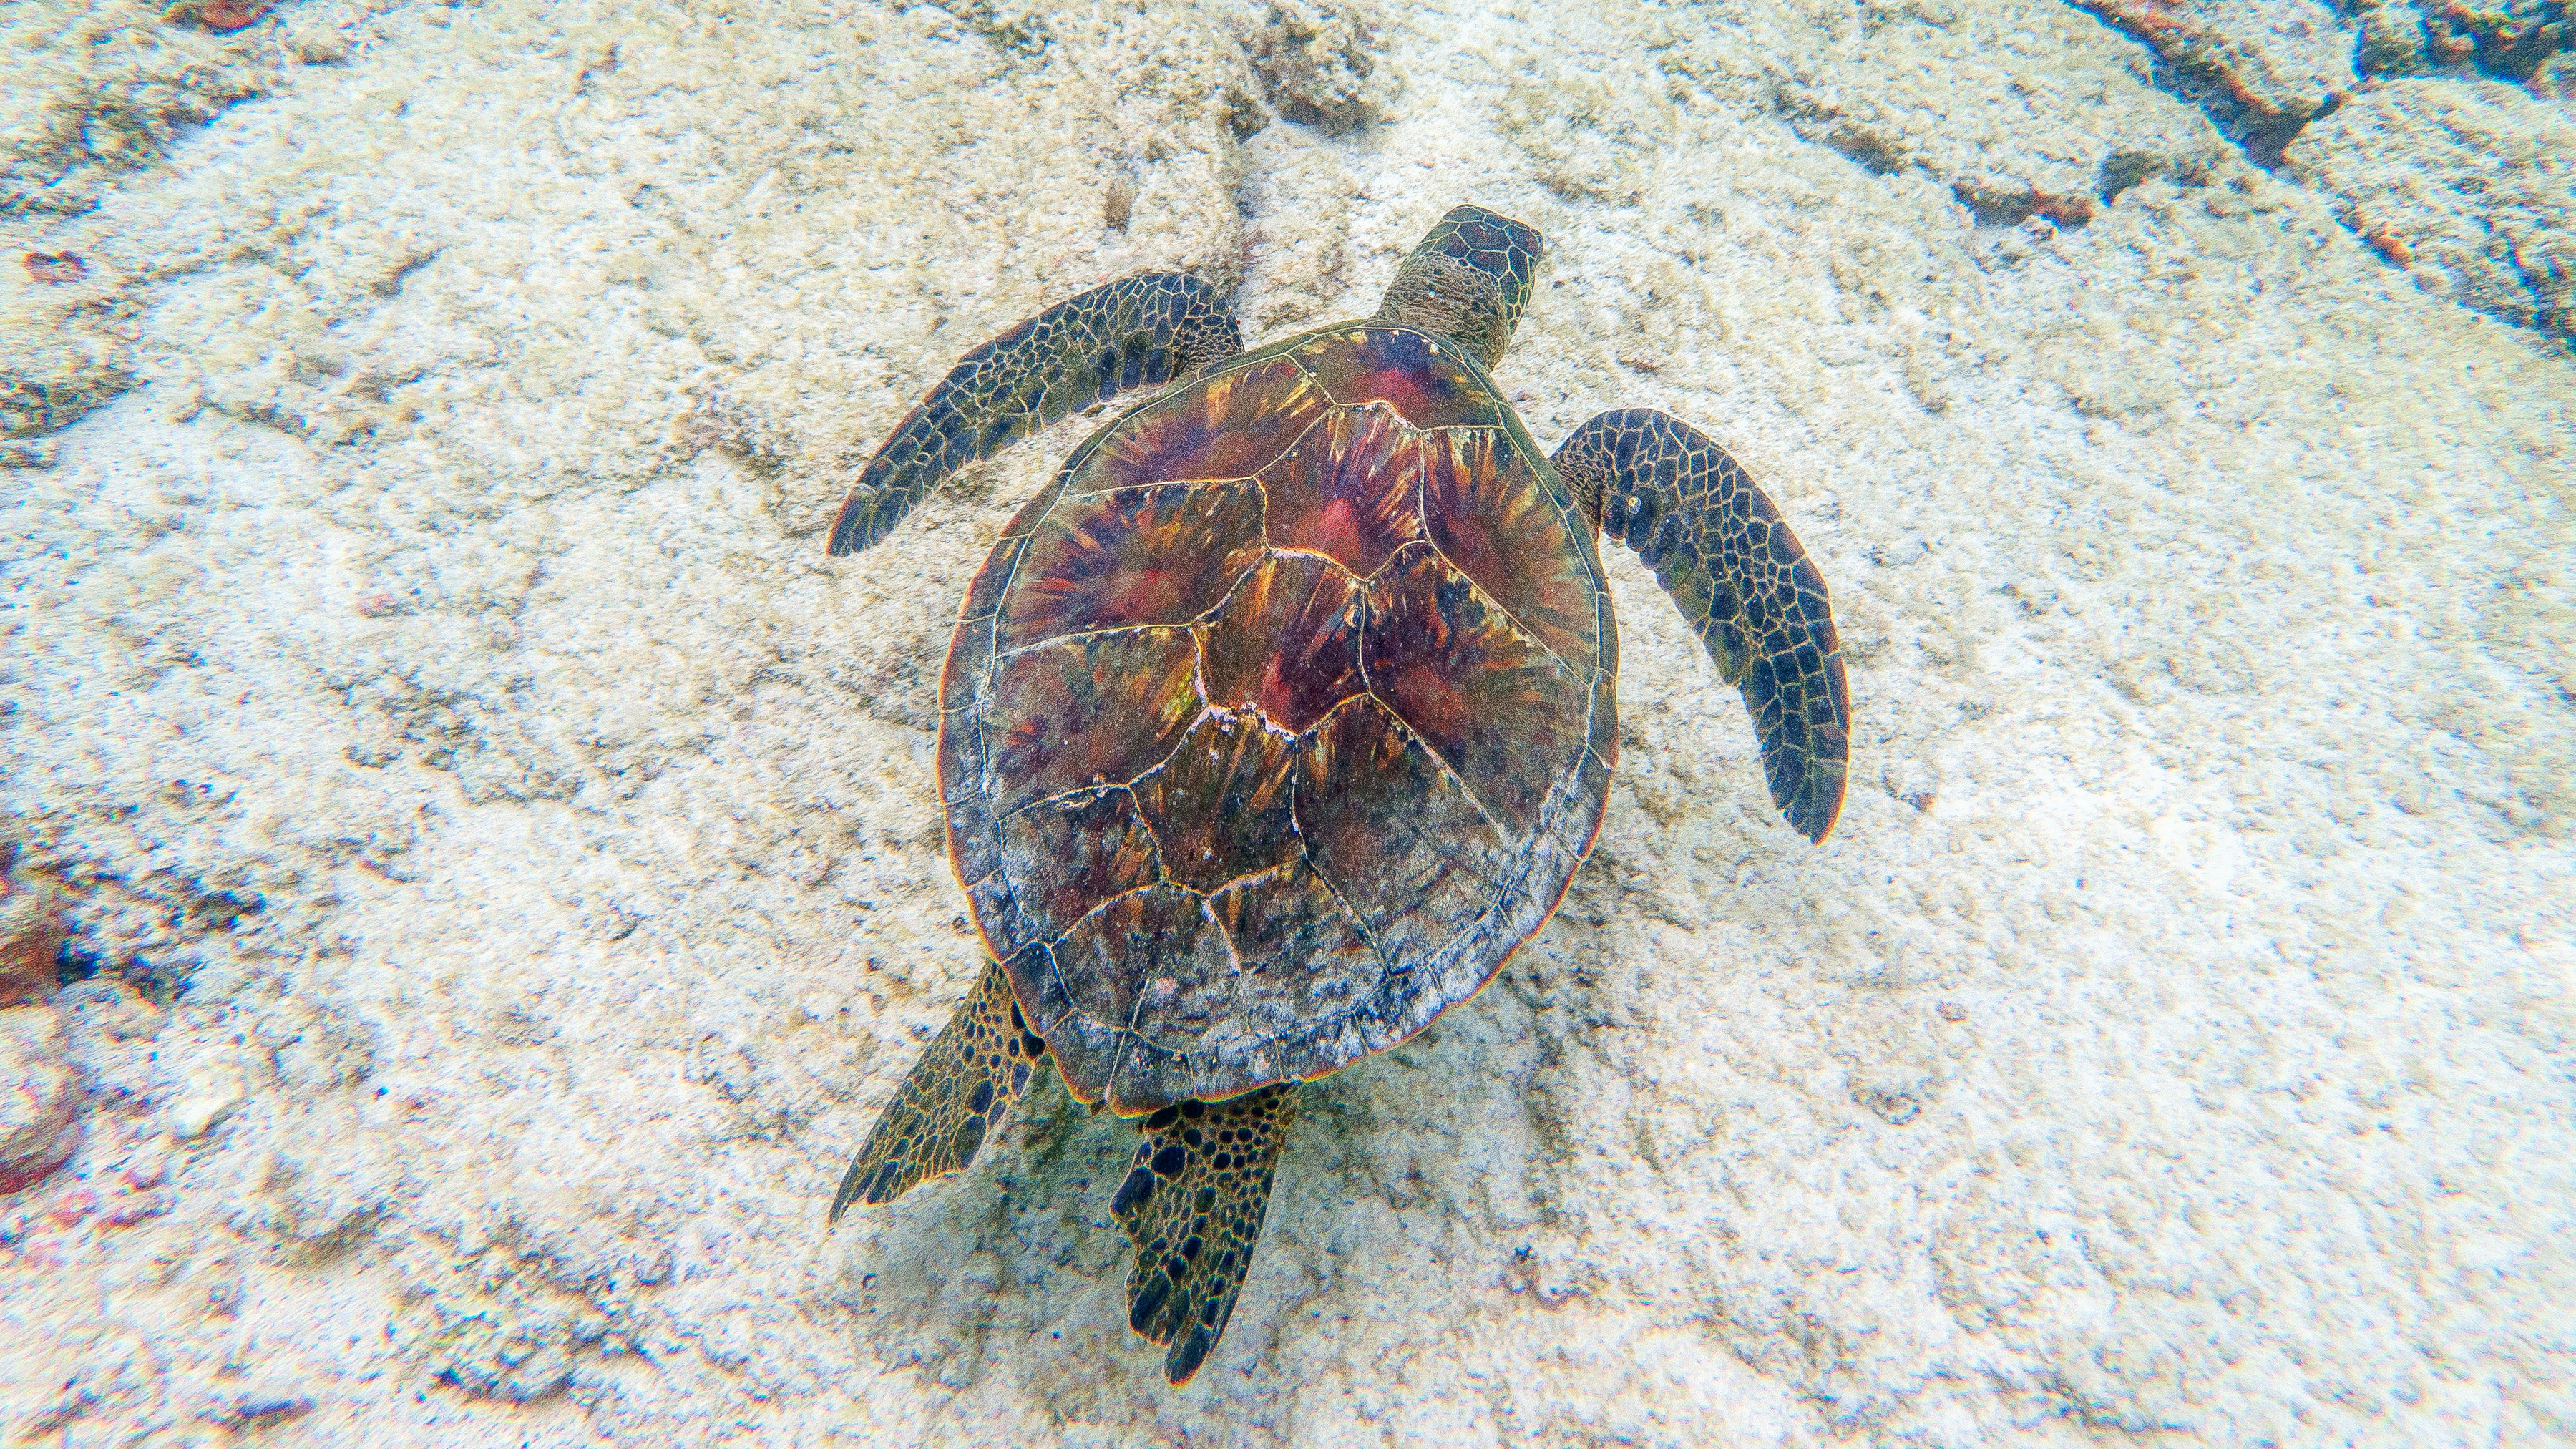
[3,0,2570,1443]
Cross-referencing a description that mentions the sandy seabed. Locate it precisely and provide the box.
[2,0,2572,1444]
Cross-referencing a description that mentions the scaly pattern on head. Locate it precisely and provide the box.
[1374,204,1543,369]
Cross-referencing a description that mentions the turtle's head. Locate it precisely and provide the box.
[1374,204,1542,370]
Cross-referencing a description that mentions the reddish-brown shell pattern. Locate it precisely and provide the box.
[942,325,1615,1115]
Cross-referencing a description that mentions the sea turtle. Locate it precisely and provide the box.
[824,204,1848,1383]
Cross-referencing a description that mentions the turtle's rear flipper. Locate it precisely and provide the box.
[1553,409,1850,842]
[1111,1083,1302,1385]
[829,959,1050,1221]
[827,274,1244,555]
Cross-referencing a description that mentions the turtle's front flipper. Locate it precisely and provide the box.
[1111,1084,1301,1385]
[1553,409,1850,841]
[828,273,1243,555]
[828,959,1050,1221]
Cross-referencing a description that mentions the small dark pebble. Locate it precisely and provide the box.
[22,253,88,285]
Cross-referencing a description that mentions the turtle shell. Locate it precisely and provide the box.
[939,323,1616,1115]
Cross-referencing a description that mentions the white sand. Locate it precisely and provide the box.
[3,0,2572,1443]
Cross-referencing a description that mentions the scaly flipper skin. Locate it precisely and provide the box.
[826,273,1244,555]
[828,959,1050,1221]
[1111,1084,1302,1385]
[1553,409,1850,841]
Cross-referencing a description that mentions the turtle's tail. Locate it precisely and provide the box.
[829,959,1049,1221]
[1111,1083,1302,1385]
